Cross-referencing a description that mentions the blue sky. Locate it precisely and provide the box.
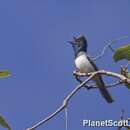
[0,0,130,130]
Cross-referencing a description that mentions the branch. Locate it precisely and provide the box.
[26,69,130,130]
[26,73,94,130]
[74,74,92,89]
[93,36,128,61]
[74,74,122,89]
[85,81,122,89]
[73,70,130,85]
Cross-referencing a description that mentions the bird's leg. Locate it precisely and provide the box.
[73,68,90,90]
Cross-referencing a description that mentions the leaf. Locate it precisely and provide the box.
[113,44,130,62]
[0,71,11,78]
[0,115,11,130]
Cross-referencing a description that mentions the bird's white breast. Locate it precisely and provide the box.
[75,54,95,73]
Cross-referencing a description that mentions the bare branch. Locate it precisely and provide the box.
[65,108,68,130]
[73,70,130,85]
[125,60,130,68]
[74,71,122,90]
[74,72,123,89]
[85,81,122,89]
[26,105,65,130]
[26,69,130,130]
[26,73,94,130]
[93,36,128,61]
[74,74,92,89]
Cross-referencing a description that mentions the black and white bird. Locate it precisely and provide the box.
[69,35,113,103]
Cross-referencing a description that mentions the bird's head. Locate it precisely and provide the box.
[68,35,87,57]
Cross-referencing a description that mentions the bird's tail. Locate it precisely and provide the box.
[95,76,114,103]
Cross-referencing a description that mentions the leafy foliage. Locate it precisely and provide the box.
[0,71,11,78]
[113,44,130,62]
[0,115,11,130]
[0,71,11,129]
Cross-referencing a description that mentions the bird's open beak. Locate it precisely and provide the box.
[67,41,74,44]
[73,36,77,41]
[67,36,77,45]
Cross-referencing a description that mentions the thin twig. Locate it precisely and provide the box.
[109,45,115,52]
[65,108,68,130]
[117,109,125,130]
[93,36,128,61]
[125,61,130,68]
[75,75,122,89]
[120,109,124,120]
[85,81,122,89]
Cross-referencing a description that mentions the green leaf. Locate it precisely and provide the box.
[0,115,11,130]
[113,44,130,62]
[0,71,11,78]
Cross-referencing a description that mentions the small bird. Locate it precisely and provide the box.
[69,35,113,103]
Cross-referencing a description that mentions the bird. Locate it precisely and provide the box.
[69,35,113,103]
